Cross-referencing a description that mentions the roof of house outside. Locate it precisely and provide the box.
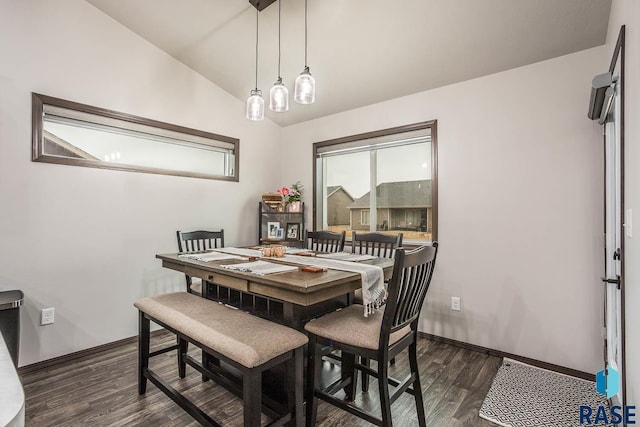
[327,185,355,201]
[348,180,432,209]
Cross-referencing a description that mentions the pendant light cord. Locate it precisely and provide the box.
[278,0,282,79]
[304,0,308,67]
[255,8,259,90]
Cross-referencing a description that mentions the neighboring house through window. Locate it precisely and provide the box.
[313,121,438,243]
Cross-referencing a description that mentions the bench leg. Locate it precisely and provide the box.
[178,337,188,378]
[243,369,262,427]
[285,347,304,427]
[138,310,150,395]
[294,347,304,427]
[306,335,319,427]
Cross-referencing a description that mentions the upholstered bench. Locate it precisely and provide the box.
[135,292,307,427]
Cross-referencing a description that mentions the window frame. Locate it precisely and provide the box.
[312,120,438,242]
[361,209,370,226]
[32,93,240,181]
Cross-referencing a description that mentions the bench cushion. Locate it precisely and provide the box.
[135,292,307,368]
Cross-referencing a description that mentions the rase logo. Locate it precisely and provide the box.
[579,366,636,425]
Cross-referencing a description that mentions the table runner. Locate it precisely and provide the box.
[282,255,386,317]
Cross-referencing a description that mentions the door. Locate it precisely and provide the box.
[602,27,625,407]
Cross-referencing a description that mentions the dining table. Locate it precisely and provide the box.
[155,247,395,407]
[156,248,394,329]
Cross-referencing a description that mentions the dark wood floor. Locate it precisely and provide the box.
[20,332,501,426]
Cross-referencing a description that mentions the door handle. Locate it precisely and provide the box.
[601,277,621,288]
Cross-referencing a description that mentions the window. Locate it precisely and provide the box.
[313,121,437,242]
[361,209,370,226]
[32,93,239,181]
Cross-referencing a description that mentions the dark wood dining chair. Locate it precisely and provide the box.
[305,243,438,427]
[303,230,346,253]
[351,231,403,258]
[351,231,403,389]
[176,230,224,295]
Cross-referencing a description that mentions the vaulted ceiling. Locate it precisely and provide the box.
[86,0,611,126]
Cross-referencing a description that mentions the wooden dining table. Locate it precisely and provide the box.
[156,250,394,329]
[156,249,395,407]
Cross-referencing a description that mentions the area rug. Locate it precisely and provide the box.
[479,358,608,427]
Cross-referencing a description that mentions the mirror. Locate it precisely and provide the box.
[32,93,239,181]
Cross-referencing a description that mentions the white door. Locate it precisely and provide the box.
[602,50,623,407]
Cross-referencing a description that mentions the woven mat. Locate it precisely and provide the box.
[479,358,608,427]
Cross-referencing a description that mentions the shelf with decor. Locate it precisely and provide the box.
[258,200,305,248]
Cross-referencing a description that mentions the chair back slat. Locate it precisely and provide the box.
[382,243,438,340]
[303,230,346,253]
[177,230,225,253]
[351,232,402,259]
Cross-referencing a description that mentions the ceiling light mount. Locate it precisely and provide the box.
[249,0,277,12]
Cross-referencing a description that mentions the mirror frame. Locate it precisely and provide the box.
[32,93,240,181]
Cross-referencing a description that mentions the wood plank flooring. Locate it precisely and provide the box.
[20,332,501,426]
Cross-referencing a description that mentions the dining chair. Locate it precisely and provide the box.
[303,230,346,253]
[176,230,225,296]
[351,231,403,389]
[305,243,438,427]
[351,231,403,258]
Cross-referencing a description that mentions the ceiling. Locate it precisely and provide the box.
[86,0,611,127]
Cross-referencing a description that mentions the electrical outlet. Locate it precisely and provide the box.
[41,308,55,325]
[451,297,461,311]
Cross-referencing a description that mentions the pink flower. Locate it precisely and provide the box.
[277,187,290,196]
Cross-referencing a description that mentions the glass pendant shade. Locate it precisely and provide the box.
[269,78,289,112]
[294,67,316,104]
[246,89,264,121]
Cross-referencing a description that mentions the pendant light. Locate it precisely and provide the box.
[246,8,264,121]
[269,0,289,112]
[294,0,315,104]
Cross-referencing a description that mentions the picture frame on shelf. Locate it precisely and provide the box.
[275,227,285,239]
[267,221,280,238]
[286,223,300,239]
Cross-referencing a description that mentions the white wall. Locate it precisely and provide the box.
[607,0,640,407]
[0,0,282,366]
[282,47,607,374]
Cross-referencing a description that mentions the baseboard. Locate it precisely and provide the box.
[419,332,595,382]
[18,329,170,376]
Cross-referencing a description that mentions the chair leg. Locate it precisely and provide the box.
[409,341,426,427]
[243,369,262,427]
[341,351,358,401]
[138,311,150,395]
[306,335,319,427]
[178,337,188,378]
[361,357,370,392]
[378,358,393,427]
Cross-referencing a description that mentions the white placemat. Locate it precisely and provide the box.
[178,252,245,262]
[221,260,299,275]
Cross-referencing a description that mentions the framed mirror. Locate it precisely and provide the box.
[32,93,239,181]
